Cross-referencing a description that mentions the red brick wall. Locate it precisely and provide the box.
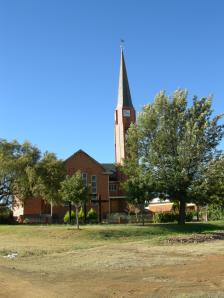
[24,197,42,215]
[65,151,110,215]
[16,150,113,220]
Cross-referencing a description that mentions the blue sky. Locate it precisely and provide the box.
[0,0,224,162]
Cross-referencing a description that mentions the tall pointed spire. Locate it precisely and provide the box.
[117,49,133,108]
[115,47,136,164]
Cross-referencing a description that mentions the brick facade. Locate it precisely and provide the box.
[13,150,127,222]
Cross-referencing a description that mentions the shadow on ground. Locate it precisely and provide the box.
[88,222,224,240]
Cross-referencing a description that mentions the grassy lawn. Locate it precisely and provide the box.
[0,222,223,297]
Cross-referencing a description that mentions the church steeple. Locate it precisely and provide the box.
[115,48,136,164]
[117,49,133,108]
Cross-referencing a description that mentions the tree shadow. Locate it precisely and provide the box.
[92,222,224,240]
[148,222,224,234]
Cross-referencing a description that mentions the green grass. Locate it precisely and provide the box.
[0,221,223,243]
[84,221,224,241]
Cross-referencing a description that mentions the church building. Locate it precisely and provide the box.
[13,49,136,223]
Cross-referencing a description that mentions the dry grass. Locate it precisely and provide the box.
[0,223,224,297]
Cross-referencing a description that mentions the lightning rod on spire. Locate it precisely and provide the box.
[120,39,125,50]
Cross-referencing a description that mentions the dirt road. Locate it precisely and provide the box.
[0,240,224,298]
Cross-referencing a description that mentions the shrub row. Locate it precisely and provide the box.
[64,207,97,224]
[153,211,194,223]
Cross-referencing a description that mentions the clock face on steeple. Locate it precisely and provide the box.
[123,109,130,117]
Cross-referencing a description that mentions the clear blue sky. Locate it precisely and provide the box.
[0,0,224,162]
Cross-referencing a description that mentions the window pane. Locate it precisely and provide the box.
[82,173,87,186]
[91,176,97,193]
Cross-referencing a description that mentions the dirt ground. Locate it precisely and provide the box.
[0,225,224,298]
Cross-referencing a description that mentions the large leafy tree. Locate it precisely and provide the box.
[0,139,65,214]
[27,152,66,215]
[60,170,88,229]
[0,139,40,205]
[123,90,224,224]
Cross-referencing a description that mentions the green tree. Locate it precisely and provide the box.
[0,139,40,205]
[123,90,224,224]
[122,123,153,225]
[60,171,88,229]
[27,152,66,217]
[0,139,65,219]
[191,155,224,206]
[205,156,224,206]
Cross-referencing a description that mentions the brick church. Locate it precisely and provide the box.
[13,49,136,222]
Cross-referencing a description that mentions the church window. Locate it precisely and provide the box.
[109,184,117,192]
[82,173,87,186]
[91,175,97,194]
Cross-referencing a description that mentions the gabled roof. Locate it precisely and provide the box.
[117,49,133,108]
[64,149,106,172]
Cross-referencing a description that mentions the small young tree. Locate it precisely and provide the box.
[60,171,88,229]
[123,175,151,225]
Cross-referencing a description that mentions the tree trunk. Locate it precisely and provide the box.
[135,211,138,222]
[196,205,200,221]
[84,202,87,224]
[140,204,145,226]
[178,198,186,224]
[141,212,145,226]
[69,202,72,224]
[76,206,79,229]
[50,201,53,224]
[205,205,208,222]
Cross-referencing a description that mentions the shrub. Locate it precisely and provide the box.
[23,218,31,224]
[78,207,85,223]
[208,205,224,221]
[63,210,76,224]
[87,208,97,223]
[153,212,178,223]
[64,208,86,224]
[185,211,194,222]
[153,211,194,223]
[0,207,14,224]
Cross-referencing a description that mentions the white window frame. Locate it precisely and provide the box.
[91,175,97,194]
[109,183,117,192]
[82,172,88,186]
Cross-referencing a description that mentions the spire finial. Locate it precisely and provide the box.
[120,39,125,51]
[117,40,133,108]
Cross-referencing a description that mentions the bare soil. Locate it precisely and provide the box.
[168,231,224,244]
[0,225,223,298]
